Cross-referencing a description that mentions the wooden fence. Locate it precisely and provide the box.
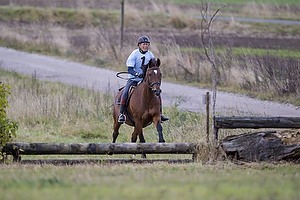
[214,116,300,140]
[4,116,300,164]
[4,142,199,164]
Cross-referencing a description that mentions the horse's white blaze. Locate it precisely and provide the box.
[154,70,158,74]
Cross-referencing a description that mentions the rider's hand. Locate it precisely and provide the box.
[135,72,144,78]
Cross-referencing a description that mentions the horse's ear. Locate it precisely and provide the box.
[148,59,153,67]
[157,58,161,67]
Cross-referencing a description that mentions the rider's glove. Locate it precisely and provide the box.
[135,72,144,78]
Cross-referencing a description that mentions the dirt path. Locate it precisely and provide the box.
[1,47,299,117]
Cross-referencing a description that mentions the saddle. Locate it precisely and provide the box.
[116,85,136,106]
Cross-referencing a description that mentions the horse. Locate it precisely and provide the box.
[112,58,165,158]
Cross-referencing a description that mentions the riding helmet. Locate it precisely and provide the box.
[137,36,150,46]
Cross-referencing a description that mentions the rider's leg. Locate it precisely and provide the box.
[118,96,127,123]
[118,80,136,123]
[159,95,169,122]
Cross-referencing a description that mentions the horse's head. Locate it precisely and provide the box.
[144,58,162,96]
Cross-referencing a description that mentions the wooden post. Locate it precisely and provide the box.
[206,92,210,144]
[213,116,218,142]
[120,0,125,49]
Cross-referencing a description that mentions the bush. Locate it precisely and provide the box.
[0,83,18,161]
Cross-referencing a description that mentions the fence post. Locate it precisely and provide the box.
[120,0,125,49]
[206,92,210,144]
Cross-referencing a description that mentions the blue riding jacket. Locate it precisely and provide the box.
[126,48,154,82]
[121,48,154,101]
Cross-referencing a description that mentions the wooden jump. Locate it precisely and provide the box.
[4,143,199,163]
[213,116,300,140]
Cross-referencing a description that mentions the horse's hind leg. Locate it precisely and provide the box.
[132,125,147,159]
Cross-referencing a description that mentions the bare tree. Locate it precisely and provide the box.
[200,0,225,143]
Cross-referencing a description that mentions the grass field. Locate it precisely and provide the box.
[1,163,299,200]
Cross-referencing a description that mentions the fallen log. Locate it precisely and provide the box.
[221,129,300,163]
[215,116,300,129]
[3,143,199,162]
[4,143,197,155]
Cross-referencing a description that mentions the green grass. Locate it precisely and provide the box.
[0,163,299,200]
[0,6,119,27]
[151,0,300,5]
[182,46,300,58]
[233,47,300,57]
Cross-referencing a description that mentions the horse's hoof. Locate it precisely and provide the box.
[159,139,165,143]
[141,154,147,159]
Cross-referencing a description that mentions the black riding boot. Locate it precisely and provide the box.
[160,104,169,122]
[118,104,126,123]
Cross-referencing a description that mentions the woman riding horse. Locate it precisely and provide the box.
[118,36,168,123]
[113,57,166,159]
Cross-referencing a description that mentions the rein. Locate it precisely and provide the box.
[144,67,161,89]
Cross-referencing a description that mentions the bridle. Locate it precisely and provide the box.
[144,67,161,90]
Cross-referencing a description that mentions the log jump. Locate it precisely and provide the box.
[214,116,300,163]
[214,116,300,140]
[4,142,200,163]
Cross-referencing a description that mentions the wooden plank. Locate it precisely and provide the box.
[215,116,300,129]
[4,143,198,155]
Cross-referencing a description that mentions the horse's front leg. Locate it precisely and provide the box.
[139,131,147,159]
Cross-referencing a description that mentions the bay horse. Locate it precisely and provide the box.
[112,58,165,158]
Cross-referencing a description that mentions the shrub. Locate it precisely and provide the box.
[0,83,18,161]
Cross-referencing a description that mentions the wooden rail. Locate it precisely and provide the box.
[214,116,300,140]
[4,143,199,163]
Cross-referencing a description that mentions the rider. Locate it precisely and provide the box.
[118,36,169,123]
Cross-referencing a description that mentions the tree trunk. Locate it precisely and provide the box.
[221,129,300,163]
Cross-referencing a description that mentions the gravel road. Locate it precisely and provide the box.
[1,47,299,117]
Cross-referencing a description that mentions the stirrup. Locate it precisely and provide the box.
[161,114,169,122]
[118,114,126,123]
